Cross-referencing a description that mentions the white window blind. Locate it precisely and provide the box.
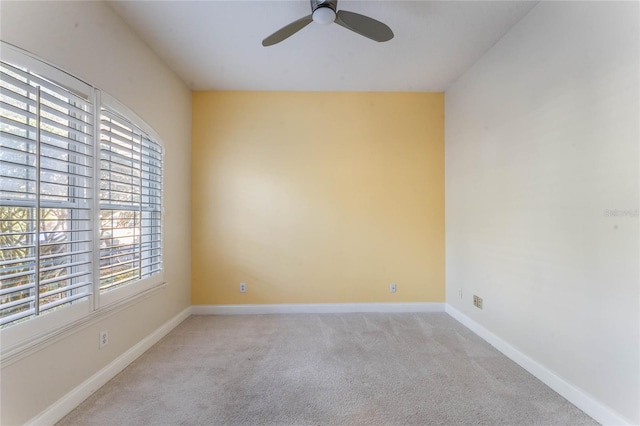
[0,45,164,333]
[0,61,94,326]
[99,108,162,293]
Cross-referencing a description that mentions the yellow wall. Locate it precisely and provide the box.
[191,91,444,305]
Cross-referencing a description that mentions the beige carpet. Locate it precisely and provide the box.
[59,313,596,425]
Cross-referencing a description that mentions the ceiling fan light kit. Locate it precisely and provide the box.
[313,6,336,25]
[262,0,393,47]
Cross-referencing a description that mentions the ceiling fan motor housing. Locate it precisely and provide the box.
[311,0,338,25]
[311,0,337,13]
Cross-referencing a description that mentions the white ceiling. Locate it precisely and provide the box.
[109,0,538,92]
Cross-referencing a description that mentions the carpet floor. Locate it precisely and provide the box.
[59,313,596,425]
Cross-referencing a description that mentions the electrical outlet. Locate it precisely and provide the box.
[240,282,246,293]
[390,283,396,293]
[459,288,463,299]
[99,330,108,349]
[473,295,483,309]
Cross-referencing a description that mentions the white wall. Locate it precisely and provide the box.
[0,1,191,424]
[446,1,639,424]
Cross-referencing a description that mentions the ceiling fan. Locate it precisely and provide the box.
[262,0,394,47]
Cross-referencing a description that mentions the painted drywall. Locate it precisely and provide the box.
[445,2,639,423]
[0,1,191,424]
[192,92,444,305]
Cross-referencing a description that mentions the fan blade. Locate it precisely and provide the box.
[262,15,314,46]
[335,10,393,42]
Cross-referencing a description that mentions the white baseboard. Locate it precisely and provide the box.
[27,307,192,426]
[445,304,631,426]
[192,302,445,315]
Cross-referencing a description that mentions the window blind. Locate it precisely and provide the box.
[99,108,162,293]
[0,61,94,326]
[0,46,164,333]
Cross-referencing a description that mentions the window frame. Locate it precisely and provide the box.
[0,42,165,362]
[96,92,165,309]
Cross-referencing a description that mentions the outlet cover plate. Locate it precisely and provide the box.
[99,330,108,349]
